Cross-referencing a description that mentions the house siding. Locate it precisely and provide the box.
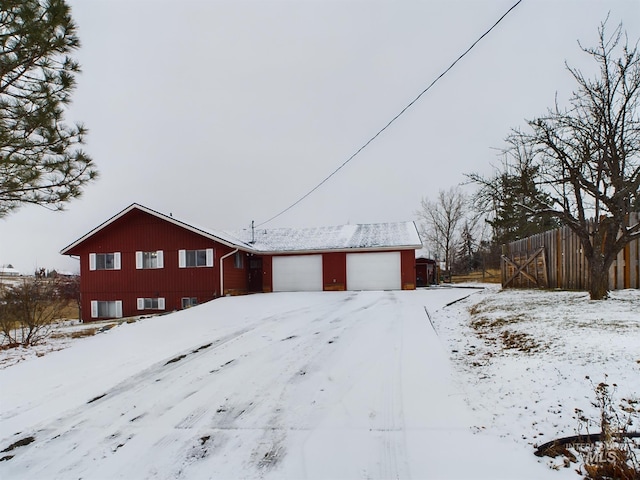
[322,252,346,291]
[62,204,423,320]
[400,249,416,290]
[221,252,248,295]
[67,209,239,320]
[262,256,273,293]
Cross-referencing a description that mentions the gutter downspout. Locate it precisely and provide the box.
[219,248,239,297]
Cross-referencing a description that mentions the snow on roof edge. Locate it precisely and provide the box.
[60,204,423,255]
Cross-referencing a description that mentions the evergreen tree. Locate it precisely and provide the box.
[0,0,97,217]
[484,165,559,246]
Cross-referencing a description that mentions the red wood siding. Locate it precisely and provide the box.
[63,205,421,318]
[322,252,346,291]
[401,250,416,290]
[66,209,239,321]
[262,256,273,293]
[222,252,248,295]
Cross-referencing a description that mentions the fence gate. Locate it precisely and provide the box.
[501,246,549,288]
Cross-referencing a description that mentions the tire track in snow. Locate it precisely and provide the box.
[1,291,463,479]
[377,292,410,480]
[0,301,331,478]
[240,292,390,475]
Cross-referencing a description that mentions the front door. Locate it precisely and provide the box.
[248,257,263,292]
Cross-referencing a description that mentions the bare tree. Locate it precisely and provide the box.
[473,21,640,300]
[455,218,481,274]
[417,186,467,275]
[0,276,70,347]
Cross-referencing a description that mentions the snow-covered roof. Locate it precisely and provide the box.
[0,266,21,276]
[61,204,422,255]
[223,222,422,253]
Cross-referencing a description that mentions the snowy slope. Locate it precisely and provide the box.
[0,289,554,479]
[432,286,640,475]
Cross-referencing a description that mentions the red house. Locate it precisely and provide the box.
[61,204,423,321]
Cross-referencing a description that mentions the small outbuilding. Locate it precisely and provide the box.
[60,204,423,321]
[415,256,438,286]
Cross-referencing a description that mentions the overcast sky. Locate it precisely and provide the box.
[1,0,639,274]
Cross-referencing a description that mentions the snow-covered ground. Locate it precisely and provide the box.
[0,287,638,479]
[432,285,640,475]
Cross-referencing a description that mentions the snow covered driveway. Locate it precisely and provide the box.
[1,289,552,479]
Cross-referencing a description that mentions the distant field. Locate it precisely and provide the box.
[451,268,501,284]
[59,304,80,321]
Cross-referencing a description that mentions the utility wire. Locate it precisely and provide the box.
[257,0,523,228]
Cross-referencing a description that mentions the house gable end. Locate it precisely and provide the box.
[61,204,249,256]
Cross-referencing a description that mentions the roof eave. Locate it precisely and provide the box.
[249,244,423,255]
[60,203,253,255]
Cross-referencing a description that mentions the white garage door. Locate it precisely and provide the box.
[347,252,401,291]
[272,255,323,292]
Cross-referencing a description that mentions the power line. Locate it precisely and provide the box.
[257,0,523,227]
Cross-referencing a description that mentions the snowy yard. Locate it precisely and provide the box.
[432,285,640,476]
[0,287,638,479]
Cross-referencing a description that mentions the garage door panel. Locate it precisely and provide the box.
[347,252,401,291]
[272,255,323,292]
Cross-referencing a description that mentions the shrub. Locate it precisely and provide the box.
[573,377,639,479]
[0,276,72,347]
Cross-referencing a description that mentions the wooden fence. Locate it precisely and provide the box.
[501,212,640,290]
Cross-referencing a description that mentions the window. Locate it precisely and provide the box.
[90,300,123,318]
[136,251,164,269]
[181,297,198,309]
[137,297,166,310]
[178,249,213,268]
[234,252,244,269]
[89,252,121,271]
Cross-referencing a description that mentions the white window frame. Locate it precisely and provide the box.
[89,252,121,271]
[135,251,164,269]
[136,297,166,310]
[178,248,214,268]
[90,300,123,318]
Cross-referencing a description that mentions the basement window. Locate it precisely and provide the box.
[181,297,198,309]
[137,297,166,310]
[90,300,123,318]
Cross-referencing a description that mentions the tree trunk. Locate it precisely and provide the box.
[588,254,611,300]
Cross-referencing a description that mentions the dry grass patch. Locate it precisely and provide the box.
[452,269,501,284]
[468,300,546,355]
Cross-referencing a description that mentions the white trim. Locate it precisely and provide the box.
[90,300,98,318]
[135,252,143,269]
[137,298,144,310]
[158,297,165,310]
[157,250,164,268]
[178,250,186,268]
[114,252,121,270]
[60,204,422,257]
[206,248,214,267]
[115,300,123,318]
[60,203,248,255]
[89,253,96,271]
